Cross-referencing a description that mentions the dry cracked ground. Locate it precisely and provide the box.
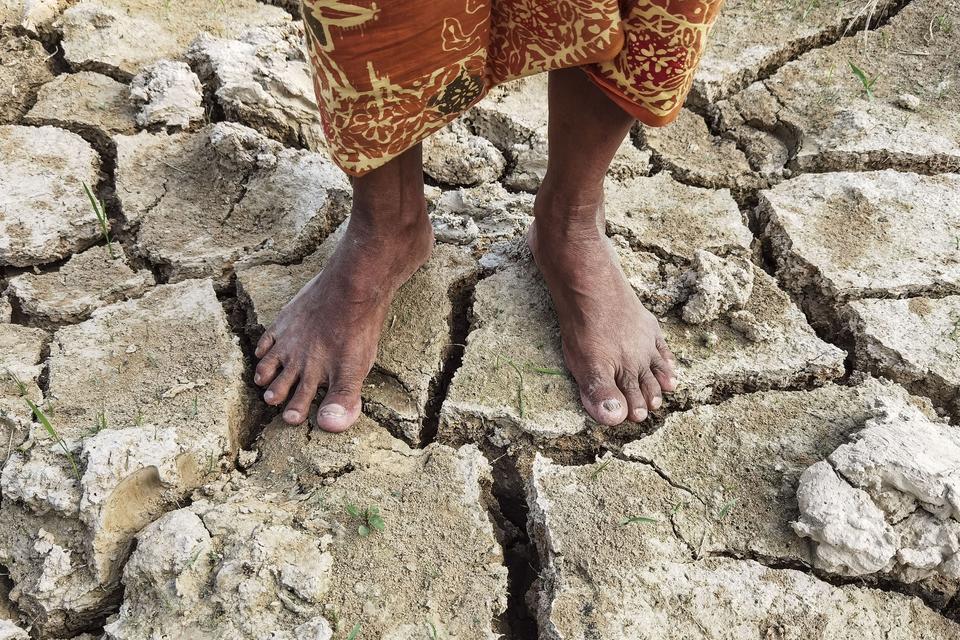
[0,0,959,638]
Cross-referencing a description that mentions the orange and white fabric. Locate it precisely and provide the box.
[300,0,725,175]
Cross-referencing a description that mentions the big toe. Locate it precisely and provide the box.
[578,371,629,426]
[315,377,364,433]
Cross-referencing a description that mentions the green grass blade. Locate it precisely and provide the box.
[527,365,566,377]
[6,369,27,396]
[590,459,612,479]
[504,358,525,418]
[848,61,875,99]
[82,182,117,259]
[717,498,738,520]
[25,397,80,481]
[346,622,361,640]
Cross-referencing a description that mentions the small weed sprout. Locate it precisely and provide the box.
[590,459,612,480]
[6,369,27,397]
[620,515,658,526]
[86,410,108,436]
[346,621,361,640]
[932,14,953,36]
[83,182,118,259]
[716,498,738,520]
[345,503,386,537]
[527,365,566,376]
[496,355,571,418]
[427,621,439,640]
[25,397,81,481]
[848,61,879,100]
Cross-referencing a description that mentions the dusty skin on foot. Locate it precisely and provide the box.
[254,144,432,432]
[528,191,677,426]
[253,192,677,432]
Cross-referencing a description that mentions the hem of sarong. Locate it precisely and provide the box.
[581,68,684,128]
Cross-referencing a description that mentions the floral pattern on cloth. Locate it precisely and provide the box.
[301,0,724,175]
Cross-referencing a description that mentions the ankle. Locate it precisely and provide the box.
[538,172,605,210]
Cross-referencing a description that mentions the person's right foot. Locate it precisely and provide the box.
[253,208,434,432]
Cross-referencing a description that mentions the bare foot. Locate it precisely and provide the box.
[529,190,677,426]
[253,146,433,432]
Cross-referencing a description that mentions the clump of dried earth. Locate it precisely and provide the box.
[1,0,959,638]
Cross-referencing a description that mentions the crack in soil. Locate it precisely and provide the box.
[420,268,479,445]
[708,547,959,620]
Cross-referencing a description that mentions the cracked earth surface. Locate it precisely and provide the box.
[1,0,959,637]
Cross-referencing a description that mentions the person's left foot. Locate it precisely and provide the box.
[529,185,677,425]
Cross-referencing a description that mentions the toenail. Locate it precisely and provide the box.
[669,376,678,388]
[254,374,261,384]
[651,396,662,410]
[633,408,648,421]
[283,410,301,423]
[601,399,621,413]
[319,404,346,418]
[264,390,274,402]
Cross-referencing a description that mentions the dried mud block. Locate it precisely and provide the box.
[605,173,753,261]
[679,249,754,324]
[56,0,290,79]
[794,394,960,588]
[0,279,245,636]
[187,23,324,149]
[439,245,844,452]
[5,244,155,324]
[844,296,960,415]
[0,323,48,466]
[691,0,897,105]
[429,182,535,267]
[528,453,960,640]
[638,109,762,191]
[24,72,138,142]
[129,60,204,130]
[466,75,546,192]
[714,0,960,173]
[1,0,71,34]
[0,125,101,267]
[761,171,960,330]
[663,263,845,406]
[115,122,350,282]
[102,413,507,639]
[622,379,956,604]
[0,34,54,123]
[237,225,477,443]
[423,119,506,186]
[0,620,29,640]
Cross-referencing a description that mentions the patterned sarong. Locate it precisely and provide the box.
[300,0,724,175]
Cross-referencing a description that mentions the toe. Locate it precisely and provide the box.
[639,368,663,412]
[616,370,648,422]
[651,353,677,394]
[255,331,275,359]
[655,336,678,391]
[254,354,282,387]
[316,371,364,433]
[578,369,629,426]
[264,367,299,406]
[283,375,321,425]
